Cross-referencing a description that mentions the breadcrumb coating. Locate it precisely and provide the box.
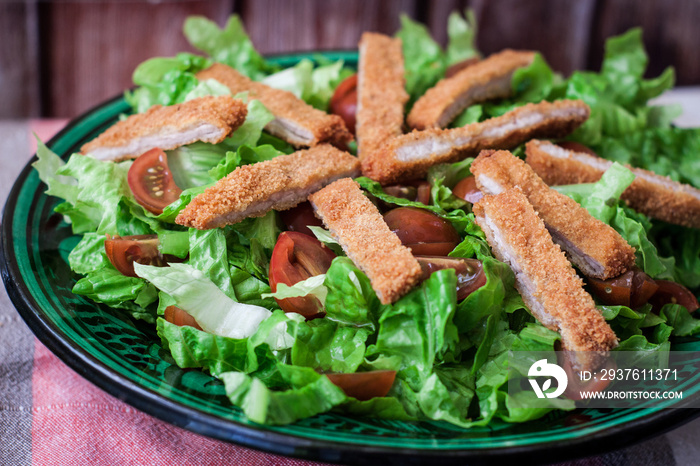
[407,49,535,130]
[356,32,408,159]
[308,178,422,304]
[473,188,618,365]
[80,95,247,161]
[197,63,353,148]
[176,144,360,229]
[471,149,635,279]
[526,140,700,229]
[361,99,590,185]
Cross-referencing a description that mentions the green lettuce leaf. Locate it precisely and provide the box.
[445,9,480,65]
[125,53,211,113]
[72,267,157,322]
[134,262,273,340]
[366,269,459,390]
[183,15,275,80]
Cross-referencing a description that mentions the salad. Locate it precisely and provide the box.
[33,11,700,427]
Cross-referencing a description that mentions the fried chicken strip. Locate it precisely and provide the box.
[473,188,618,368]
[196,63,353,148]
[526,140,700,229]
[309,178,422,304]
[361,99,590,185]
[407,49,535,130]
[356,32,408,159]
[80,95,247,161]
[471,150,635,279]
[176,144,360,230]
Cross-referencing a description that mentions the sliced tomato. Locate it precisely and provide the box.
[329,74,357,134]
[269,231,336,318]
[586,268,658,309]
[383,207,461,256]
[649,280,700,313]
[384,180,431,205]
[325,370,396,401]
[104,234,183,277]
[164,305,202,330]
[559,352,616,401]
[452,176,483,204]
[415,256,486,300]
[128,148,182,214]
[279,201,324,237]
[557,141,598,156]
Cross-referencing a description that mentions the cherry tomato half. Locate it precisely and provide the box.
[269,231,337,318]
[279,201,324,237]
[104,234,183,277]
[326,370,396,401]
[415,256,486,300]
[384,207,461,256]
[329,74,357,134]
[586,268,658,309]
[649,280,700,313]
[452,176,483,204]
[164,305,202,330]
[557,141,598,156]
[383,181,431,205]
[128,148,182,214]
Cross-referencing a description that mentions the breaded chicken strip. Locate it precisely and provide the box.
[471,150,635,279]
[356,32,408,159]
[473,188,618,368]
[362,99,590,185]
[407,49,535,130]
[176,144,360,230]
[309,178,421,304]
[526,140,700,229]
[197,63,352,148]
[81,95,247,161]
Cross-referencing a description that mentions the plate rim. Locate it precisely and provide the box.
[2,51,700,465]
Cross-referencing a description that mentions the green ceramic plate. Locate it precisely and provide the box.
[2,52,700,465]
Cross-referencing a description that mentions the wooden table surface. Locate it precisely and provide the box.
[2,0,700,119]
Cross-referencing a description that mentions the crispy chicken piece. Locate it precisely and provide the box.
[176,144,360,230]
[196,63,352,148]
[308,178,422,304]
[526,140,700,229]
[356,32,408,159]
[473,188,618,368]
[80,95,247,161]
[361,99,590,185]
[471,150,635,279]
[407,49,535,130]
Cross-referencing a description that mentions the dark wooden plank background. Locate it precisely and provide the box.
[2,0,699,119]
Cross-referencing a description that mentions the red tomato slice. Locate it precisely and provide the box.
[586,268,659,309]
[329,74,357,134]
[269,231,336,318]
[384,207,461,256]
[415,256,487,300]
[164,305,202,330]
[649,280,700,313]
[279,201,324,237]
[104,234,183,277]
[325,370,396,401]
[128,148,182,214]
[559,352,616,401]
[381,181,431,206]
[452,176,483,204]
